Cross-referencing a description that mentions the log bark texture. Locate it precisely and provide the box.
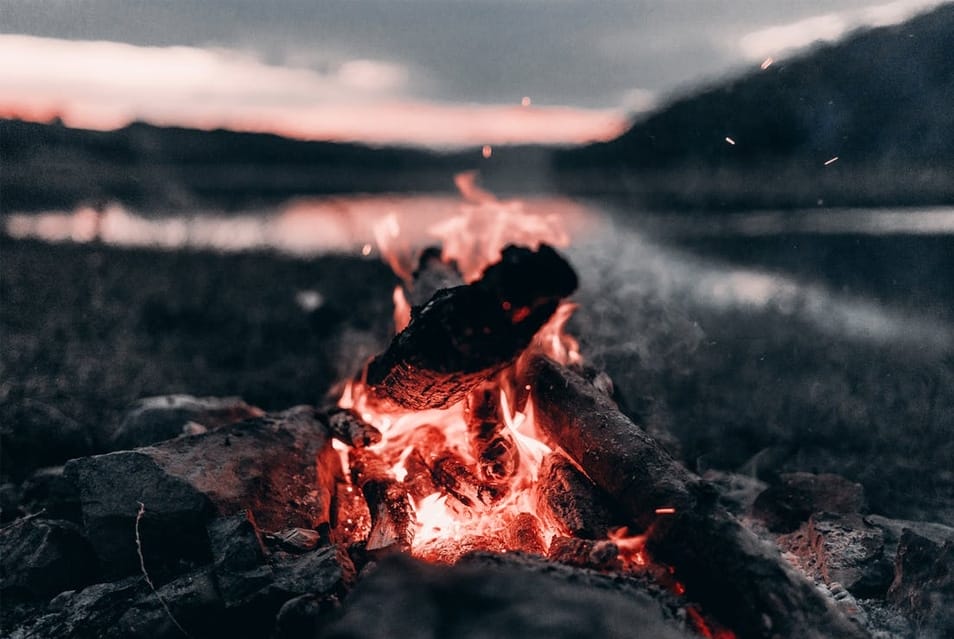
[365,244,577,410]
[525,355,868,639]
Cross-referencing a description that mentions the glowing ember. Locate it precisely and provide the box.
[824,156,839,166]
[521,96,532,107]
[725,136,736,145]
[482,144,493,159]
[760,57,774,70]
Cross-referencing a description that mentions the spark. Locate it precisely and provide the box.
[361,243,372,256]
[824,156,839,166]
[521,96,532,107]
[655,507,676,515]
[725,136,736,145]
[760,57,774,70]
[482,144,493,159]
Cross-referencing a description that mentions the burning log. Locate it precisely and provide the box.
[525,356,868,639]
[429,451,506,510]
[348,448,414,552]
[535,452,624,539]
[365,244,577,410]
[504,513,547,556]
[548,536,621,571]
[322,407,382,448]
[402,449,439,502]
[405,246,465,308]
[466,383,520,483]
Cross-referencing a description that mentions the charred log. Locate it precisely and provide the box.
[349,449,414,552]
[402,450,439,502]
[322,408,382,448]
[429,451,506,510]
[547,536,621,571]
[505,513,547,556]
[535,453,624,539]
[405,246,465,308]
[526,355,868,639]
[365,244,577,410]
[466,383,520,483]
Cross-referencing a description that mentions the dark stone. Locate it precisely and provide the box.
[752,472,866,533]
[65,406,339,579]
[20,466,82,523]
[6,577,147,639]
[321,553,691,639]
[110,395,263,450]
[270,545,352,597]
[806,512,893,597]
[114,569,222,639]
[207,512,267,573]
[887,529,954,637]
[0,518,100,599]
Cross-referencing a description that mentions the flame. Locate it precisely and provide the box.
[338,173,581,562]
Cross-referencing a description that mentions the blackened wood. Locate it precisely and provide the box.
[365,244,577,410]
[535,453,624,539]
[402,449,439,502]
[349,449,414,552]
[526,356,868,639]
[547,536,621,571]
[405,246,464,308]
[466,383,520,482]
[429,451,506,509]
[322,407,382,448]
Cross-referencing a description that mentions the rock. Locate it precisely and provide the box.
[65,406,340,579]
[752,472,866,532]
[866,514,954,553]
[207,512,267,573]
[110,395,263,450]
[887,529,954,637]
[270,545,353,597]
[267,527,322,553]
[7,577,147,639]
[806,512,893,597]
[0,518,100,599]
[114,569,222,639]
[20,466,82,523]
[321,553,692,639]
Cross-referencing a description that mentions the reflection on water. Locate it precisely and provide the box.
[4,197,952,349]
[3,196,592,257]
[638,207,954,237]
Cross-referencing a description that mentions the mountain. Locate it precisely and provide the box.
[556,3,954,209]
[0,119,483,211]
[3,4,953,213]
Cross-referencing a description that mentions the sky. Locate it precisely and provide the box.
[0,0,946,146]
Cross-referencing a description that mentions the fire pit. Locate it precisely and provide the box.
[2,180,952,639]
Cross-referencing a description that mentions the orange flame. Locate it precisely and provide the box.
[339,173,581,562]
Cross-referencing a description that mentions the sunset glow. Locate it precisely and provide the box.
[0,35,626,147]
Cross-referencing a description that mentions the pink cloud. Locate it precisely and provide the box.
[0,35,626,147]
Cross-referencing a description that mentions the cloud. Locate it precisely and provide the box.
[738,0,945,60]
[0,34,625,146]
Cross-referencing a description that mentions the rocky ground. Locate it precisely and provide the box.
[2,234,953,637]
